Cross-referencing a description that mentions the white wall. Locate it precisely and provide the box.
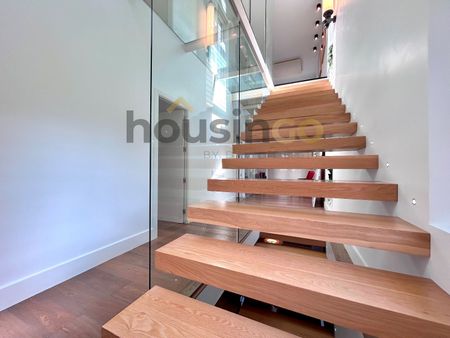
[429,0,450,233]
[0,0,151,311]
[327,0,450,294]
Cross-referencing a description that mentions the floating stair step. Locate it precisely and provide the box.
[255,242,327,259]
[266,88,336,103]
[239,299,334,338]
[233,136,366,155]
[248,114,351,131]
[258,97,342,114]
[271,80,331,97]
[263,92,339,108]
[254,103,346,121]
[187,201,430,256]
[207,179,398,201]
[156,235,450,338]
[222,155,379,170]
[242,122,357,142]
[102,286,295,338]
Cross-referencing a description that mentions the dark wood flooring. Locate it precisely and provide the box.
[0,222,236,338]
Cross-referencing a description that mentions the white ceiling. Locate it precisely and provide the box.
[270,0,323,84]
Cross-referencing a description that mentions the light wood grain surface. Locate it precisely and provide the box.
[156,234,450,338]
[188,201,429,256]
[102,286,297,338]
[222,155,379,170]
[233,136,367,154]
[242,122,357,142]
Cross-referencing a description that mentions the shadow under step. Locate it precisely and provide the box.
[155,235,450,338]
[233,136,366,154]
[187,201,430,256]
[222,155,379,169]
[102,286,295,338]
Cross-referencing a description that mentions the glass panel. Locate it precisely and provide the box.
[149,0,268,295]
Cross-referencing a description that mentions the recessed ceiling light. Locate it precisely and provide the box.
[313,47,318,53]
[314,34,319,40]
[315,20,321,27]
[316,3,322,11]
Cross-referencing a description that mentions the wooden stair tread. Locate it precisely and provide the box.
[254,103,346,121]
[258,99,343,114]
[239,298,334,338]
[208,179,398,201]
[102,286,296,338]
[271,80,331,97]
[242,122,357,142]
[265,89,336,103]
[222,155,379,169]
[155,234,450,338]
[248,114,351,131]
[233,136,367,155]
[261,93,339,109]
[239,300,334,338]
[187,201,430,256]
[255,242,327,258]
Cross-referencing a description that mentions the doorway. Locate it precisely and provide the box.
[157,97,187,224]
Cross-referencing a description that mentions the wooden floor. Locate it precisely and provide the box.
[0,222,236,338]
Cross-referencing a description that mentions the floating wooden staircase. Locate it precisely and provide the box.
[104,79,450,338]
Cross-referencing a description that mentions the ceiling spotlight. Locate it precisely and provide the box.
[316,3,322,11]
[321,45,324,50]
[315,20,321,27]
[314,34,319,40]
[313,47,318,53]
[322,32,325,38]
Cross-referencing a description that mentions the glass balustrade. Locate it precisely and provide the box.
[147,0,269,295]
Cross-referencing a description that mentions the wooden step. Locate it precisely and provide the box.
[207,179,398,201]
[261,91,342,111]
[187,201,430,256]
[222,155,379,170]
[155,235,450,338]
[258,97,342,114]
[239,298,334,338]
[242,122,357,142]
[233,136,366,155]
[102,286,295,338]
[271,80,331,97]
[254,103,346,121]
[248,113,351,131]
[266,89,336,103]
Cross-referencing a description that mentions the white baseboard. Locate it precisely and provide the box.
[0,229,149,312]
